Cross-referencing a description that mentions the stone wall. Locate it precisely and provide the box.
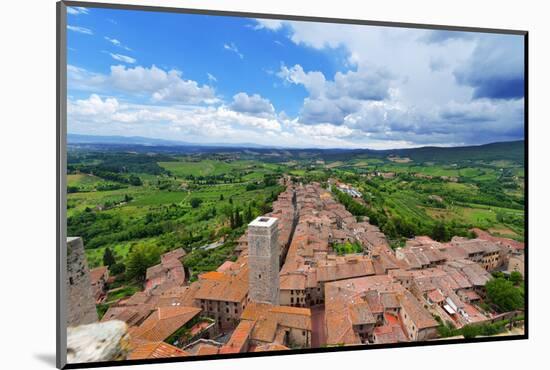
[66,237,98,327]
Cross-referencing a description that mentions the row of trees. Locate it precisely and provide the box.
[102,244,162,282]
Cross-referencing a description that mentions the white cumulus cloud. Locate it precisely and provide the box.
[229,92,275,116]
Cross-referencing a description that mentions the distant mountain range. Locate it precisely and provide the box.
[67,134,272,149]
[67,133,524,163]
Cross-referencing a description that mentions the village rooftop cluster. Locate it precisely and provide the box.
[66,180,525,362]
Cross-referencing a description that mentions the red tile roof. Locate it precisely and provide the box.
[90,266,109,284]
[219,320,255,354]
[131,306,201,342]
[128,341,189,360]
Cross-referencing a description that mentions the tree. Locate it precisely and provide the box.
[244,204,253,223]
[102,247,116,267]
[128,175,142,186]
[431,221,449,241]
[234,209,242,228]
[485,277,524,312]
[229,212,235,229]
[126,244,161,282]
[510,271,523,285]
[461,325,480,339]
[190,198,203,208]
[110,262,126,275]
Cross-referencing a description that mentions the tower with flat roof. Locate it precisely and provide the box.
[248,216,280,305]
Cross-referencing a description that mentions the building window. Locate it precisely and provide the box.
[303,331,306,336]
[259,274,262,279]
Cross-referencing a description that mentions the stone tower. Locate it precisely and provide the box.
[66,237,98,327]
[248,216,280,305]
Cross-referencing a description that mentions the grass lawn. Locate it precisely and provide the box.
[106,285,141,302]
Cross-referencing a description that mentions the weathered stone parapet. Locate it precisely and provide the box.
[67,320,130,363]
[66,237,98,327]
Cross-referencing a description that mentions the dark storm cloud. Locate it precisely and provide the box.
[454,34,524,100]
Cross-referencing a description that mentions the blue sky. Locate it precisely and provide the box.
[66,6,525,149]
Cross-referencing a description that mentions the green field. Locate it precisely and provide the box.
[334,156,524,243]
[66,141,524,310]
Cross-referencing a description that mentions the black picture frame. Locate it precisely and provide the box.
[56,1,529,368]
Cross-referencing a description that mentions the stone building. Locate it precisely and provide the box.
[90,266,109,303]
[508,254,525,276]
[66,237,98,327]
[248,217,280,305]
[194,269,249,330]
[230,302,311,349]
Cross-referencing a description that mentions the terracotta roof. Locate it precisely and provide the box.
[145,257,186,294]
[196,344,220,356]
[349,302,376,325]
[90,266,108,284]
[317,257,375,282]
[194,272,248,303]
[101,305,153,327]
[146,264,166,281]
[427,289,446,304]
[241,303,311,343]
[198,271,229,281]
[280,273,306,290]
[447,260,491,286]
[472,228,525,250]
[399,291,438,330]
[324,275,399,345]
[462,303,486,323]
[156,284,200,308]
[120,291,159,307]
[128,341,189,360]
[216,261,237,273]
[364,290,383,313]
[380,292,400,308]
[219,320,255,354]
[373,314,408,344]
[161,248,186,263]
[254,343,289,352]
[131,306,201,342]
[462,290,481,301]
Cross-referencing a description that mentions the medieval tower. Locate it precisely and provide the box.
[248,216,280,305]
[66,237,98,327]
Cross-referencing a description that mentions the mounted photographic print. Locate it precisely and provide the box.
[56,1,528,368]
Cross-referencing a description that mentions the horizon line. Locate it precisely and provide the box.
[67,132,525,152]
